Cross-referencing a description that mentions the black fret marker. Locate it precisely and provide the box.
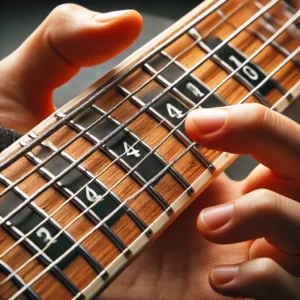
[0,191,79,270]
[177,77,225,108]
[118,86,215,173]
[148,53,227,108]
[148,54,184,82]
[141,93,188,135]
[75,109,166,185]
[190,31,277,104]
[36,148,124,227]
[35,145,151,241]
[74,108,175,212]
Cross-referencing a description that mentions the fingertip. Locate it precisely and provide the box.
[185,109,228,143]
[197,203,234,233]
[93,9,143,62]
[210,265,238,286]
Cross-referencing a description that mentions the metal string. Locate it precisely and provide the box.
[0,1,246,201]
[0,0,227,172]
[12,47,300,299]
[77,85,299,300]
[0,120,164,259]
[8,13,299,299]
[1,0,290,283]
[0,0,249,267]
[0,0,280,229]
[2,0,292,278]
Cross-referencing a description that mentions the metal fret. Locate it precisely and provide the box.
[189,28,275,106]
[0,260,41,300]
[118,86,216,173]
[91,105,194,195]
[146,51,229,107]
[66,109,175,214]
[0,176,81,295]
[24,150,132,258]
[40,142,152,237]
[0,0,228,172]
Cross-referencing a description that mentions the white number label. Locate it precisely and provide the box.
[229,55,259,81]
[36,227,56,244]
[186,82,205,98]
[123,141,140,158]
[86,185,103,202]
[166,103,184,119]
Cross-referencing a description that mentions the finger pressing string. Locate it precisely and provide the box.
[185,103,300,179]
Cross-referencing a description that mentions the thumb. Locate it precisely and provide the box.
[0,4,142,127]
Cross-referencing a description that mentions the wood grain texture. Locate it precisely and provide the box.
[0,0,299,298]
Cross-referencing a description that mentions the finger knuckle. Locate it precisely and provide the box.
[246,104,268,131]
[252,189,279,215]
[50,3,81,20]
[254,258,279,283]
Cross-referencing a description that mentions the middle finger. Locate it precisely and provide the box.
[197,189,300,255]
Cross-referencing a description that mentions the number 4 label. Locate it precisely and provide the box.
[123,141,140,158]
[166,103,184,119]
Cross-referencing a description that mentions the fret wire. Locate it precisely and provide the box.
[237,47,299,105]
[217,7,296,97]
[0,120,164,260]
[76,57,300,300]
[0,0,227,172]
[0,0,280,230]
[0,0,241,201]
[1,2,292,285]
[1,0,294,268]
[8,25,298,300]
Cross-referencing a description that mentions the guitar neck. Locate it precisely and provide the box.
[0,0,299,298]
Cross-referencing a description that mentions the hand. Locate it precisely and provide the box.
[104,105,300,300]
[0,4,142,133]
[1,4,299,300]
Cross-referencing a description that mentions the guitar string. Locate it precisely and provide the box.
[11,48,299,299]
[0,0,250,262]
[0,120,164,259]
[7,15,299,298]
[0,0,296,282]
[0,1,247,200]
[76,96,299,300]
[1,4,296,264]
[0,0,280,228]
[0,0,227,172]
[0,0,291,283]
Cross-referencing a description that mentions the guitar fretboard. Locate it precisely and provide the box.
[0,0,299,298]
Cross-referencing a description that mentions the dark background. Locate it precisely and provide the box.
[0,0,298,180]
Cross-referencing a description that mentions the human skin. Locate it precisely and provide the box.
[0,5,299,299]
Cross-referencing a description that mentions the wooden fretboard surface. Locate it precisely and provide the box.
[0,0,299,298]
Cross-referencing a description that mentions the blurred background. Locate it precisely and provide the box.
[0,0,299,180]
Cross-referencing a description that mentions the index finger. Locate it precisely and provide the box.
[185,103,300,179]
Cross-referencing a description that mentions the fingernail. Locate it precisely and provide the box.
[211,265,238,285]
[93,10,130,22]
[200,203,233,230]
[188,109,227,135]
